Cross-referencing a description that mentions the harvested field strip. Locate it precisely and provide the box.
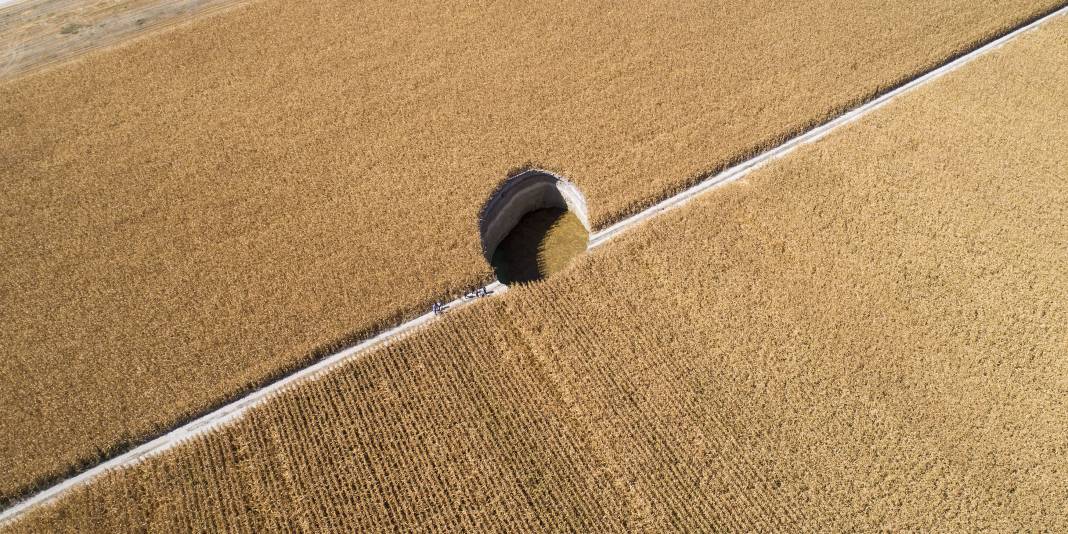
[0,0,248,82]
[8,12,1068,532]
[2,0,1066,504]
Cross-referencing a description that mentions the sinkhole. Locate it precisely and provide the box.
[479,169,590,285]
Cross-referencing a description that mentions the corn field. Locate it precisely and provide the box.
[1,0,1061,501]
[9,16,1068,530]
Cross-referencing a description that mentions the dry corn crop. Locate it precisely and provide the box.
[8,13,1067,531]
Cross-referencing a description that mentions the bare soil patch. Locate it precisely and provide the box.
[0,0,246,82]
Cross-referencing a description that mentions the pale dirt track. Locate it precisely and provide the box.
[2,0,1064,503]
[6,11,1066,532]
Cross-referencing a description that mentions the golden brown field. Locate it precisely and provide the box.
[2,0,1064,504]
[8,12,1066,531]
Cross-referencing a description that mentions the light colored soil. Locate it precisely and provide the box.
[1,0,1063,502]
[0,0,245,82]
[8,12,1066,532]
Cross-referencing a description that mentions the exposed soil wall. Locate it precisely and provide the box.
[479,169,590,263]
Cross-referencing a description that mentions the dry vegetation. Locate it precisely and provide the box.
[1,0,1064,503]
[8,14,1067,532]
[0,0,245,81]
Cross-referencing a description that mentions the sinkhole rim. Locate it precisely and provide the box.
[478,169,591,278]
